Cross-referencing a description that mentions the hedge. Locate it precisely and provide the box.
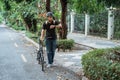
[82,47,120,80]
[57,39,74,52]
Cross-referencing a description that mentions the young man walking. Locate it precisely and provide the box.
[40,12,61,68]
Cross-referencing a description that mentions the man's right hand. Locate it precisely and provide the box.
[40,37,44,41]
[39,37,44,46]
[40,29,45,41]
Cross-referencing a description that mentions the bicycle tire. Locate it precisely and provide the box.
[38,39,45,72]
[41,55,45,71]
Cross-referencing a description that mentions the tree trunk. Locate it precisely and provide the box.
[23,16,37,32]
[60,0,67,39]
[23,17,32,31]
[46,0,51,12]
[32,19,37,32]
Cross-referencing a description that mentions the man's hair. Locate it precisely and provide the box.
[46,12,54,17]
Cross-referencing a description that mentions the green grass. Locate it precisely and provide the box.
[12,25,26,31]
[25,31,38,43]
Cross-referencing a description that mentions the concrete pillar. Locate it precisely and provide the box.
[85,14,90,36]
[67,15,70,32]
[107,10,114,40]
[70,11,75,33]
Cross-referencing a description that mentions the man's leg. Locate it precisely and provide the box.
[45,39,53,64]
[51,39,56,64]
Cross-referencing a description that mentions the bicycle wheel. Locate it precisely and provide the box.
[40,54,45,71]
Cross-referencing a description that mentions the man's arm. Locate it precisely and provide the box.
[50,23,62,29]
[40,29,45,41]
[56,23,62,28]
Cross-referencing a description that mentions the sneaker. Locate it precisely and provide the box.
[46,64,51,68]
[51,63,57,67]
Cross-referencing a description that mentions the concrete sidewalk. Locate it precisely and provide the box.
[22,32,120,80]
[68,33,120,49]
[8,24,120,80]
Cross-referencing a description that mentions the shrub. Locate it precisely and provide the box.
[0,15,4,23]
[82,47,120,80]
[57,39,74,52]
[12,25,26,31]
[114,32,120,40]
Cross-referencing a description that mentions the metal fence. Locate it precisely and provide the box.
[114,9,120,39]
[74,14,85,33]
[89,11,108,37]
[68,10,120,39]
[67,13,85,33]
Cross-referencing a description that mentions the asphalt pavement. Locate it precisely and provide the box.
[0,25,81,80]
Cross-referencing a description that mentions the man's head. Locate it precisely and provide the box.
[46,12,54,22]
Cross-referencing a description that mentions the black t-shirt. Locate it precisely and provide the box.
[42,20,59,40]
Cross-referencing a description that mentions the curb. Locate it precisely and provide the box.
[22,34,39,48]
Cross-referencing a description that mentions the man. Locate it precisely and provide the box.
[40,12,61,68]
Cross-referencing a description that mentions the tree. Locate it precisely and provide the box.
[20,0,38,32]
[45,0,68,39]
[3,0,11,11]
[46,0,51,12]
[0,1,4,23]
[69,0,104,14]
[97,0,120,8]
[2,0,39,32]
[60,0,68,39]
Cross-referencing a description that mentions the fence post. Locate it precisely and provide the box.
[85,13,90,36]
[67,15,70,32]
[107,9,114,40]
[70,11,75,33]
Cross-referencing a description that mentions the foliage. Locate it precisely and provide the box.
[0,16,4,23]
[69,0,120,14]
[74,14,85,33]
[114,10,120,39]
[69,0,105,14]
[13,0,24,3]
[97,0,120,8]
[51,0,61,20]
[25,31,38,42]
[82,47,120,80]
[2,0,40,32]
[114,32,120,40]
[89,11,108,37]
[11,24,26,31]
[57,39,74,52]
[0,1,4,23]
[3,0,11,10]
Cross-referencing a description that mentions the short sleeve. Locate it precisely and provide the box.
[42,22,46,30]
[54,20,60,25]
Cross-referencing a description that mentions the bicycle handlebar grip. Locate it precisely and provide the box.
[39,39,44,46]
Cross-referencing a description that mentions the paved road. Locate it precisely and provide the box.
[0,25,81,80]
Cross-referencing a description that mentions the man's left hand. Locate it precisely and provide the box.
[50,25,55,29]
